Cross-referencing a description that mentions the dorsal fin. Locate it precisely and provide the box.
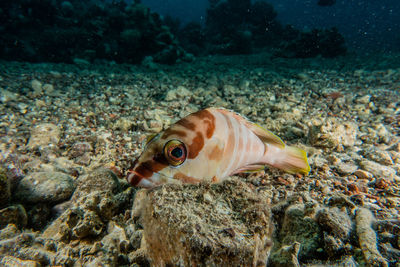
[247,122,285,148]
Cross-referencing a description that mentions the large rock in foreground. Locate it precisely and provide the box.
[133,179,273,266]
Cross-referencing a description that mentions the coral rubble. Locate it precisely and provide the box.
[0,52,398,265]
[133,179,273,266]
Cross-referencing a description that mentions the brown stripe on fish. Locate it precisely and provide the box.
[176,117,196,131]
[187,131,204,159]
[127,172,142,186]
[178,109,216,159]
[128,172,143,186]
[127,162,152,186]
[130,154,169,185]
[208,143,224,161]
[134,161,156,178]
[152,153,170,169]
[192,109,216,138]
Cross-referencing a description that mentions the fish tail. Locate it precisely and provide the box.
[263,145,310,175]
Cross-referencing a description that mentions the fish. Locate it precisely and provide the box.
[127,107,310,188]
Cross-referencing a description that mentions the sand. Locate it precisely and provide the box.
[0,52,399,266]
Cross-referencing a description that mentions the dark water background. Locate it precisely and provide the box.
[142,0,400,53]
[1,0,399,64]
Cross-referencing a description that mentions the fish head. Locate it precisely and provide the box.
[126,134,192,188]
[127,109,217,188]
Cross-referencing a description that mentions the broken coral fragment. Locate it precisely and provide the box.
[133,179,273,266]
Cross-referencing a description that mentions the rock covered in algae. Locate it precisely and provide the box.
[316,207,353,258]
[0,168,11,208]
[0,167,135,266]
[42,191,118,242]
[0,256,40,267]
[355,208,388,267]
[276,203,323,261]
[71,167,121,202]
[133,179,273,266]
[316,207,352,241]
[269,242,301,267]
[268,193,394,266]
[41,168,129,239]
[0,204,27,229]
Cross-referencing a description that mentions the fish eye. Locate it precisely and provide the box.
[163,140,187,166]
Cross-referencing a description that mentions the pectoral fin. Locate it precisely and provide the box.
[234,164,265,174]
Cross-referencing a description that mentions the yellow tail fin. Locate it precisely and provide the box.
[263,145,310,175]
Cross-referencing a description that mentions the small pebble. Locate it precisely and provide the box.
[354,170,374,180]
[31,79,42,92]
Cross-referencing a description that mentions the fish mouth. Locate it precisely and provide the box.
[126,170,146,186]
[126,170,174,188]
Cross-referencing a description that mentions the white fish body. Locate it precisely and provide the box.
[127,107,310,187]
